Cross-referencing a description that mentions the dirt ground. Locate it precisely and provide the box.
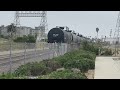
[85,70,94,79]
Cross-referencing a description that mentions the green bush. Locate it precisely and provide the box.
[54,49,96,67]
[39,69,87,79]
[14,62,49,76]
[41,59,62,71]
[12,45,96,78]
[101,48,113,56]
[0,35,4,38]
[14,60,62,77]
[64,58,95,72]
[74,51,96,60]
[27,35,36,43]
[14,35,36,43]
[54,56,70,66]
[0,72,28,79]
[82,41,99,55]
[14,37,23,42]
[0,73,14,79]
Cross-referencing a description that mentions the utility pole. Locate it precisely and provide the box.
[8,23,15,74]
[110,29,112,38]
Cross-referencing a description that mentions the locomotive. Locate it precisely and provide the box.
[47,26,84,44]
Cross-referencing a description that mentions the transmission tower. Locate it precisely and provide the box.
[39,11,48,41]
[14,11,48,41]
[14,11,20,26]
[114,12,120,38]
[113,11,120,56]
[110,29,112,38]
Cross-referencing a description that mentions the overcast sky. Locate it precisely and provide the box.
[0,11,119,38]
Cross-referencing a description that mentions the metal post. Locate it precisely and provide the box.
[61,43,63,55]
[52,43,55,58]
[35,43,37,58]
[47,43,49,59]
[54,42,57,57]
[24,42,26,64]
[64,44,65,54]
[49,43,51,56]
[63,44,64,55]
[99,47,100,56]
[115,42,117,56]
[62,43,63,55]
[59,44,60,55]
[62,44,64,55]
[9,40,12,73]
[57,43,59,56]
[43,42,45,50]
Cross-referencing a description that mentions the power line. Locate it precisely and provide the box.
[14,11,48,41]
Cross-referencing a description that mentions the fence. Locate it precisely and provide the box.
[0,42,80,74]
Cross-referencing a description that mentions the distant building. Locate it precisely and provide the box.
[102,37,120,44]
[0,25,8,37]
[16,26,32,37]
[0,25,47,41]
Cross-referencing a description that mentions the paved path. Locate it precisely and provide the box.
[94,56,120,79]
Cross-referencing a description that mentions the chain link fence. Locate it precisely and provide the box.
[0,42,80,74]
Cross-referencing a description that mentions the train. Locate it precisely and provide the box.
[47,26,87,44]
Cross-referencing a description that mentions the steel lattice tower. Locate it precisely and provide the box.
[39,11,48,40]
[14,11,48,40]
[113,11,120,56]
[114,11,120,39]
[14,11,20,26]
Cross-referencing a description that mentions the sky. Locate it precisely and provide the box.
[0,11,119,38]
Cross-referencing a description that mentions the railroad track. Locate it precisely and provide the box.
[0,49,47,59]
[0,48,53,66]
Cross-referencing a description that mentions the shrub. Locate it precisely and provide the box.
[41,59,62,71]
[64,58,95,72]
[30,63,48,76]
[101,48,113,56]
[82,41,99,55]
[14,60,62,77]
[0,73,28,79]
[39,69,87,79]
[14,37,23,42]
[73,52,96,60]
[13,44,96,78]
[27,35,36,43]
[0,35,4,38]
[54,49,96,67]
[14,35,36,43]
[0,73,14,79]
[14,62,48,76]
[54,56,70,66]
